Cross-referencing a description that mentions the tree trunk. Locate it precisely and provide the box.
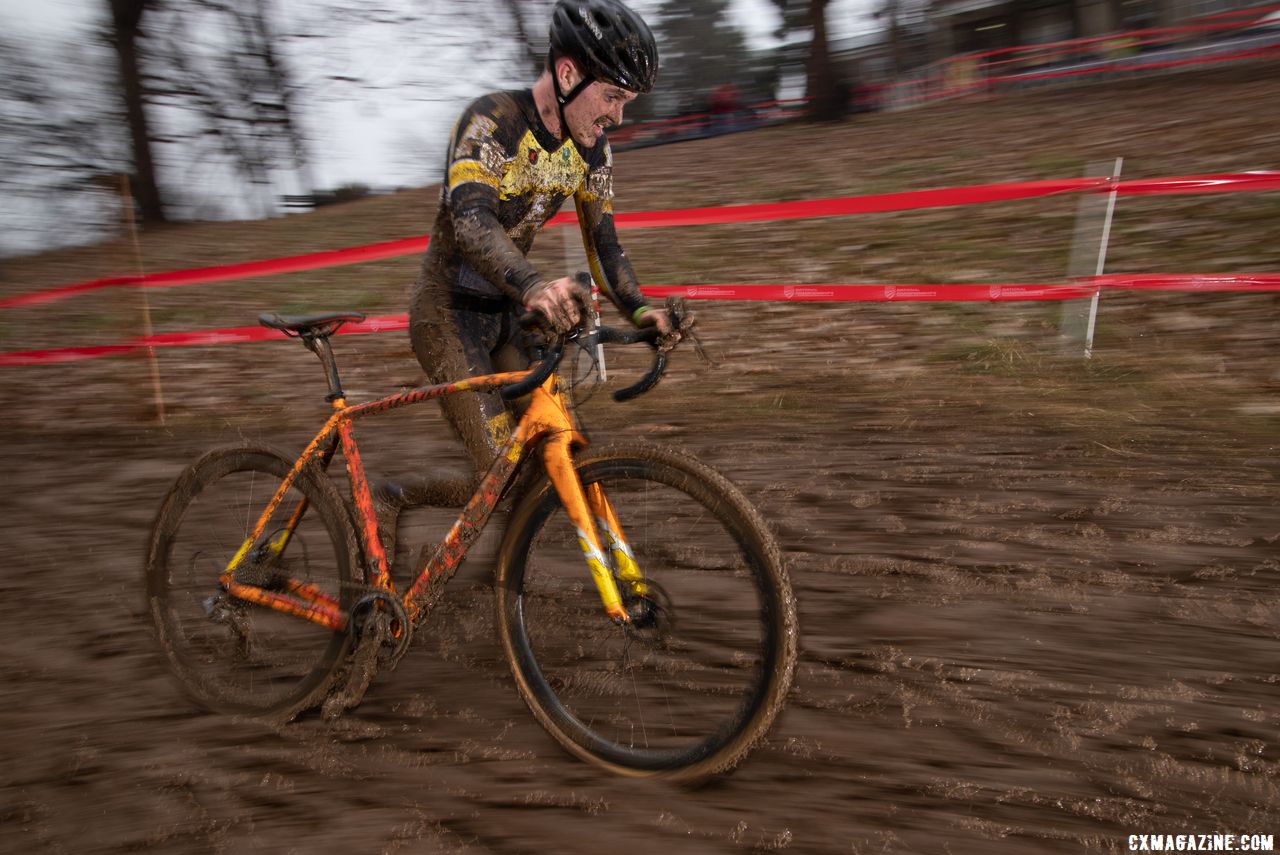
[806,0,844,121]
[888,3,905,77]
[108,0,166,223]
[251,0,315,194]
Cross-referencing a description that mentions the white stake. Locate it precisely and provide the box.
[1084,157,1123,359]
[592,280,606,381]
[563,223,607,380]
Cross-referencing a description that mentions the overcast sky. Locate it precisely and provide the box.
[0,0,877,190]
[0,0,877,46]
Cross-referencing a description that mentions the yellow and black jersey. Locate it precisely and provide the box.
[419,89,646,317]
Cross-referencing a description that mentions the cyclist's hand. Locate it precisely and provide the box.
[525,277,586,335]
[636,304,689,353]
[636,307,674,335]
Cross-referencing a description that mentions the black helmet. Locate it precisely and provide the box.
[549,0,658,94]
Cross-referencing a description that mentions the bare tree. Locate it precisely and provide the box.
[651,0,761,115]
[6,0,560,253]
[501,0,552,78]
[0,34,128,255]
[142,0,313,217]
[874,0,932,77]
[248,0,317,198]
[283,1,553,96]
[774,0,846,121]
[106,0,167,222]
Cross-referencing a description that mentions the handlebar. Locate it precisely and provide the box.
[499,335,566,401]
[499,317,670,403]
[598,326,665,402]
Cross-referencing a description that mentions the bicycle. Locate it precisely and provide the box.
[145,297,798,780]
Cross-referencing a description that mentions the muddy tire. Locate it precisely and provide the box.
[495,443,797,781]
[146,444,359,720]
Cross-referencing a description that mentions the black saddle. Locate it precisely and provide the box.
[258,311,366,339]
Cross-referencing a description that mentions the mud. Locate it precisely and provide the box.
[3,290,1277,854]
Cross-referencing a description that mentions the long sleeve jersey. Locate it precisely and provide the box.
[419,88,647,318]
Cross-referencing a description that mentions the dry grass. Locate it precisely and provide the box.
[2,60,1277,443]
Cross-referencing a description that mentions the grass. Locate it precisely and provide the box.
[7,71,1278,310]
[2,60,1278,446]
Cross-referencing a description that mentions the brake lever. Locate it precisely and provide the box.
[662,297,718,367]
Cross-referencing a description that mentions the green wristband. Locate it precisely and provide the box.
[631,305,653,325]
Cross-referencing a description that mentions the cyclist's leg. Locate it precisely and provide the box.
[410,280,522,475]
[385,279,507,570]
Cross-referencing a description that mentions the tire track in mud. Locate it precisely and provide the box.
[5,299,1280,853]
[727,416,1279,850]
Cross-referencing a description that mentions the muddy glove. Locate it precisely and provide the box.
[525,276,588,335]
[634,298,693,353]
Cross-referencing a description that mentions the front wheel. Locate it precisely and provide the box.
[145,444,359,720]
[495,443,797,780]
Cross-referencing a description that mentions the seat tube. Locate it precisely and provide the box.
[337,417,394,592]
[542,432,627,621]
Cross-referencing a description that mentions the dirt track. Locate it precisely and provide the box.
[3,287,1278,853]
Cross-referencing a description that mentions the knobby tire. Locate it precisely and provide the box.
[495,443,798,781]
[145,444,359,720]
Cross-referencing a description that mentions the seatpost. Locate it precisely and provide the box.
[302,333,346,402]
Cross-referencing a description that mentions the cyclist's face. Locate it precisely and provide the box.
[563,79,637,147]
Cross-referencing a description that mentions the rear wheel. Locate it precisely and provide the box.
[496,444,797,780]
[146,445,359,719]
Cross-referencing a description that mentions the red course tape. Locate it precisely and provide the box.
[0,315,409,367]
[3,171,1278,367]
[1094,273,1280,291]
[6,274,1278,367]
[0,236,429,309]
[5,171,1277,311]
[641,283,1101,302]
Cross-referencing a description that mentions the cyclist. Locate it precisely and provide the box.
[382,0,673,534]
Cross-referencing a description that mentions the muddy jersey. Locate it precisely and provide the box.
[418,88,646,317]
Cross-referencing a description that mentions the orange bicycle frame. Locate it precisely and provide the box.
[218,367,637,632]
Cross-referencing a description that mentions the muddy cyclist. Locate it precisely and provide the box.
[401,0,676,523]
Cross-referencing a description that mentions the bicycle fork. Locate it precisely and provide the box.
[541,433,645,623]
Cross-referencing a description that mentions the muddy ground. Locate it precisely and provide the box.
[4,290,1278,854]
[3,65,1280,854]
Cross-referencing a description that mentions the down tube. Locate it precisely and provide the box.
[402,430,526,624]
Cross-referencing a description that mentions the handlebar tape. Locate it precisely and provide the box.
[500,337,565,400]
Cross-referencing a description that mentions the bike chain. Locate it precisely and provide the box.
[350,591,413,665]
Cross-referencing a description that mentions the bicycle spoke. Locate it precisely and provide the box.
[148,447,355,719]
[498,447,796,777]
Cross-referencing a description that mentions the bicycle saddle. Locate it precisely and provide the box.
[259,311,366,338]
